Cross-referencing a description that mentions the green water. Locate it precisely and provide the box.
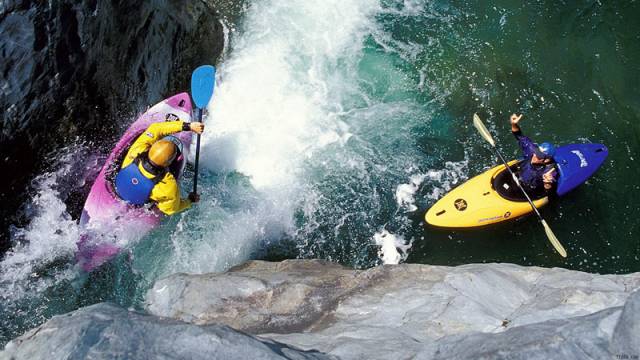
[286,0,640,273]
[387,0,640,272]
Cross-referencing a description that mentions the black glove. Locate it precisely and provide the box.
[188,192,200,203]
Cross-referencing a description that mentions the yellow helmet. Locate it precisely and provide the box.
[148,140,177,167]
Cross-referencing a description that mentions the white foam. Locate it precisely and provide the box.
[395,174,427,212]
[373,230,413,265]
[0,151,81,301]
[160,0,382,275]
[202,0,379,189]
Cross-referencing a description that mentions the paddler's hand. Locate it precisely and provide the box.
[190,122,205,134]
[543,169,556,190]
[510,113,523,133]
[543,169,556,183]
[188,192,200,203]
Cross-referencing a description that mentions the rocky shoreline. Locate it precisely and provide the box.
[3,260,639,359]
[1,303,334,360]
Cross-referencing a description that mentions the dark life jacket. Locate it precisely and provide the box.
[518,161,556,193]
[513,130,557,194]
[115,157,166,205]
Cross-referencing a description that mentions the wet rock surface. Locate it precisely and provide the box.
[146,260,640,360]
[0,0,225,251]
[146,260,374,333]
[0,303,335,360]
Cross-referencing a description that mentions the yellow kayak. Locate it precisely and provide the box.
[425,160,548,228]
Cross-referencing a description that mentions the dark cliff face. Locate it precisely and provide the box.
[0,0,225,252]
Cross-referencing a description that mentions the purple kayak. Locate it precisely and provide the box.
[77,93,193,271]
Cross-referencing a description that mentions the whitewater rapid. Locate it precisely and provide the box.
[1,1,478,343]
[1,0,474,287]
[165,0,387,273]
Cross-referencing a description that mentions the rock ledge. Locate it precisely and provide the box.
[1,303,334,360]
[146,260,640,360]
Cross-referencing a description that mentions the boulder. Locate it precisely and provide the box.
[1,303,334,360]
[146,260,640,360]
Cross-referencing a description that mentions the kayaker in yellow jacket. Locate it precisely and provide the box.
[115,120,204,215]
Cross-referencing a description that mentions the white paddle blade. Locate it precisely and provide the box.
[541,220,567,258]
[473,113,496,147]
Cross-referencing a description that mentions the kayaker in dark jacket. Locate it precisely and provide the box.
[510,113,557,195]
[115,120,204,214]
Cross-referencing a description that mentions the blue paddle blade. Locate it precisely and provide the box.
[191,65,216,109]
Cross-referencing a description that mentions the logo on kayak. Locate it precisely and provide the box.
[131,178,139,185]
[165,113,179,122]
[479,212,512,223]
[479,215,503,223]
[454,199,467,211]
[571,150,588,168]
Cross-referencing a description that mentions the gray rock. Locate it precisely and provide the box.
[0,0,224,249]
[611,290,640,356]
[146,260,640,360]
[0,303,335,360]
[418,290,638,359]
[146,260,377,333]
[418,306,623,359]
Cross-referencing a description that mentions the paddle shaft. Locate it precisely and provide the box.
[189,65,216,198]
[490,145,545,220]
[472,113,565,257]
[192,108,202,195]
